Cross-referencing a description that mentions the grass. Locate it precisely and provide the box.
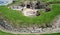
[0,30,60,35]
[0,4,60,26]
[42,33,60,35]
[0,0,60,35]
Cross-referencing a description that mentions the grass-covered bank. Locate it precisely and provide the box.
[0,4,60,27]
[0,0,60,27]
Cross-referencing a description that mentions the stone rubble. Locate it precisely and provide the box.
[0,15,60,34]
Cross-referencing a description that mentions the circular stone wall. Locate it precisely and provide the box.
[0,0,13,6]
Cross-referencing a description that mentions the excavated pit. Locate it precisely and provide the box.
[8,1,51,17]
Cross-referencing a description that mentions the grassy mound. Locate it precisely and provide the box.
[0,0,60,35]
[0,4,60,27]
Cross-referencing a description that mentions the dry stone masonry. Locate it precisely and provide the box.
[8,0,51,17]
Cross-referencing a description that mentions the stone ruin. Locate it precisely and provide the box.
[8,0,51,17]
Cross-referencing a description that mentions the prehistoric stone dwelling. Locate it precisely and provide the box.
[8,0,50,17]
